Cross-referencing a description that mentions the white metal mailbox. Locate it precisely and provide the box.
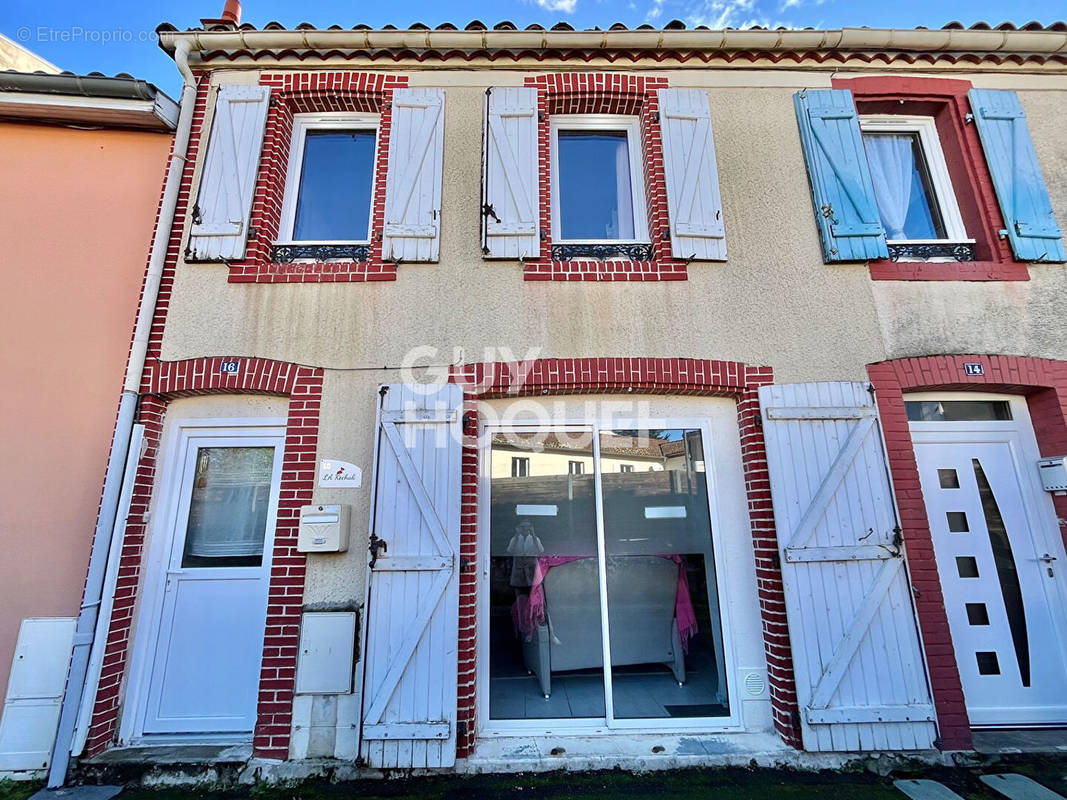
[295,612,357,694]
[1038,456,1067,492]
[297,504,350,553]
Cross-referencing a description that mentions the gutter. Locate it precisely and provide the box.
[156,26,1067,61]
[46,37,198,789]
[0,72,178,130]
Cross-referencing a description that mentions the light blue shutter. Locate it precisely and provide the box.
[968,89,1065,263]
[794,89,888,263]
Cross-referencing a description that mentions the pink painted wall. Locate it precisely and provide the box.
[0,121,170,702]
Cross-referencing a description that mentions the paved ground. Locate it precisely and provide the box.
[2,761,1066,800]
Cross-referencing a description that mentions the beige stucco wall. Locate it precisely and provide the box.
[0,122,170,704]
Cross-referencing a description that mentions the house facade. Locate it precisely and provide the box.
[57,16,1067,777]
[0,69,176,775]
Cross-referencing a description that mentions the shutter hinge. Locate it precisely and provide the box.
[820,203,836,222]
[752,411,763,428]
[964,113,974,124]
[460,557,473,573]
[892,526,903,548]
[661,228,671,241]
[866,382,876,398]
[770,551,781,570]
[482,203,501,223]
[457,720,468,737]
[999,229,1009,239]
[537,110,545,122]
[790,709,802,732]
[653,111,660,124]
[248,227,258,241]
[540,228,547,242]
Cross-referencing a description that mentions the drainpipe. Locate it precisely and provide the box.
[46,37,198,788]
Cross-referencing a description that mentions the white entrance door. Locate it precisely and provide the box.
[139,423,284,736]
[910,394,1067,726]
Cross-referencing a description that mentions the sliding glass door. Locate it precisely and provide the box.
[486,422,733,729]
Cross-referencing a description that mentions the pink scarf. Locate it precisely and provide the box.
[511,555,699,652]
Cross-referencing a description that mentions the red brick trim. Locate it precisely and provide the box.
[83,356,322,760]
[867,353,1067,750]
[520,74,689,282]
[447,357,802,754]
[212,71,408,284]
[833,76,1026,282]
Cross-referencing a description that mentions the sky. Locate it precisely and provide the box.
[2,0,1065,98]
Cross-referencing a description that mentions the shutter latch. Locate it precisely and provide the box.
[191,202,203,226]
[368,532,388,568]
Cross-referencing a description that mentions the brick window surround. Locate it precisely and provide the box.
[521,74,692,282]
[218,72,408,284]
[833,76,1026,282]
[84,356,322,760]
[447,357,802,755]
[868,354,1067,751]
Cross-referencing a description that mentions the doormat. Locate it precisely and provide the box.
[663,703,729,718]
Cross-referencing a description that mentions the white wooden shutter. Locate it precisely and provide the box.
[759,382,937,752]
[482,87,540,260]
[658,88,726,261]
[188,85,270,261]
[382,89,445,263]
[360,382,462,768]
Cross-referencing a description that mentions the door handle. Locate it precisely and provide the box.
[1039,553,1057,577]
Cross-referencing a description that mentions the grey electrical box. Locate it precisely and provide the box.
[1037,457,1067,492]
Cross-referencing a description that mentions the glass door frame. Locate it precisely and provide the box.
[476,415,743,737]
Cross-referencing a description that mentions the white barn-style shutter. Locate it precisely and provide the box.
[188,85,270,261]
[482,87,540,260]
[658,88,726,261]
[759,382,937,752]
[359,383,462,768]
[382,89,445,262]
[967,89,1066,263]
[794,89,889,263]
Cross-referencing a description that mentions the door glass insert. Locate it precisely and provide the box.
[599,429,729,720]
[938,469,960,489]
[973,458,1030,687]
[181,446,275,568]
[489,430,605,720]
[966,603,990,626]
[957,556,980,578]
[976,651,1001,675]
[946,512,969,533]
[906,400,1012,422]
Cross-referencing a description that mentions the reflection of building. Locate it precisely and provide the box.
[490,432,668,477]
[42,2,1067,782]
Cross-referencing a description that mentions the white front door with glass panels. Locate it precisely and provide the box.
[909,394,1067,726]
[130,420,284,739]
[481,417,740,734]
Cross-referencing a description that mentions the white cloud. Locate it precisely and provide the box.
[647,0,666,21]
[536,0,578,12]
[685,0,805,29]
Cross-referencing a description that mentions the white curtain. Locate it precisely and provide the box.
[185,448,273,558]
[864,134,914,240]
[613,136,635,239]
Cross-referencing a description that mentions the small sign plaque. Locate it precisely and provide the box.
[319,459,362,488]
[219,361,240,374]
[964,362,984,376]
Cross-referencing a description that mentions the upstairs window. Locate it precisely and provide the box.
[860,116,969,259]
[550,116,649,245]
[279,114,378,245]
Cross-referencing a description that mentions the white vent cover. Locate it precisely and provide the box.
[739,668,768,698]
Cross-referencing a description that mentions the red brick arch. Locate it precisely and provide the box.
[868,353,1067,750]
[84,356,322,760]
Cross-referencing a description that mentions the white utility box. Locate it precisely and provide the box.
[1038,456,1067,492]
[295,612,357,694]
[297,504,350,553]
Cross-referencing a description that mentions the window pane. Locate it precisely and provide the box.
[863,132,947,241]
[489,431,605,720]
[557,130,635,240]
[906,400,1012,422]
[599,429,730,720]
[293,130,375,242]
[182,447,275,568]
